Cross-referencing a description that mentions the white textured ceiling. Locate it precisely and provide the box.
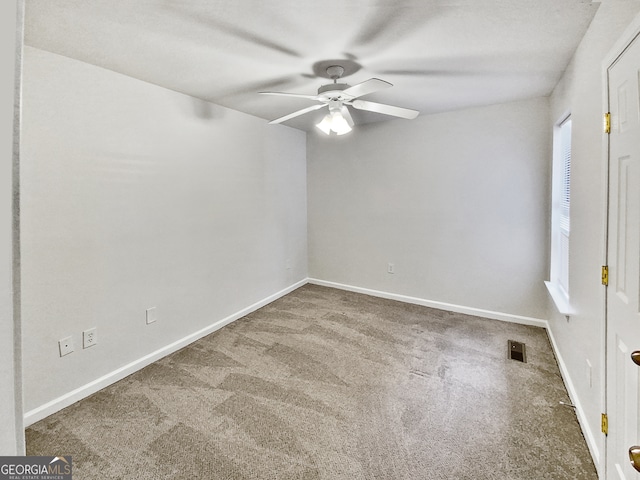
[24,0,600,131]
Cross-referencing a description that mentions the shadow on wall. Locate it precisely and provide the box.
[190,97,224,121]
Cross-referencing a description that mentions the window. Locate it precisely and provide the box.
[546,115,572,314]
[557,116,571,294]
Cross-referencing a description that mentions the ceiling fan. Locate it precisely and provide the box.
[260,65,419,135]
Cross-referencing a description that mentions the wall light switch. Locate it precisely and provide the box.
[146,307,157,325]
[59,336,74,357]
[388,263,395,274]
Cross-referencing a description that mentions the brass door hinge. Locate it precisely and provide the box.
[604,112,611,134]
[602,266,609,286]
[602,413,608,435]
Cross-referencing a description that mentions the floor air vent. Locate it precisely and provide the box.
[508,340,527,363]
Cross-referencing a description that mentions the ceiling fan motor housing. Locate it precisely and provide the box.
[317,83,349,96]
[317,82,356,103]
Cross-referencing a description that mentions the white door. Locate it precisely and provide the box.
[606,32,640,480]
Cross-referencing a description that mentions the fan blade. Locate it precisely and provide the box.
[218,76,300,99]
[341,106,354,127]
[351,99,419,119]
[348,5,442,57]
[162,5,301,58]
[379,69,465,77]
[342,78,392,99]
[260,92,319,101]
[269,104,326,124]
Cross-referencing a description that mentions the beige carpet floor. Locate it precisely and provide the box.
[26,284,597,479]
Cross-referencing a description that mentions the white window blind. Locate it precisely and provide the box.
[558,117,571,294]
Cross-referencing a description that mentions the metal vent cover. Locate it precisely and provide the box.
[508,340,527,363]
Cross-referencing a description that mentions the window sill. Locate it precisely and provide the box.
[545,281,575,317]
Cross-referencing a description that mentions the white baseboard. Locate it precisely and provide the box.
[308,278,548,328]
[23,279,307,427]
[545,326,601,475]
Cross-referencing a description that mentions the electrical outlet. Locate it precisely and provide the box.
[58,336,74,357]
[83,328,97,349]
[388,263,395,274]
[146,307,157,325]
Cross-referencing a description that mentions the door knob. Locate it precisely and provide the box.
[629,446,640,472]
[631,351,640,366]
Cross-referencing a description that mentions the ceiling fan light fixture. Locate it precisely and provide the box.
[316,110,352,136]
[316,114,333,135]
[330,111,352,135]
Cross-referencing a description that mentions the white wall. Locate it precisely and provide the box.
[548,1,640,474]
[308,97,551,321]
[20,47,307,416]
[1,0,23,456]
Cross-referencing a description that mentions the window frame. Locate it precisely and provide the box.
[546,114,573,315]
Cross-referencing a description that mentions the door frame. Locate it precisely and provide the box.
[602,11,640,479]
